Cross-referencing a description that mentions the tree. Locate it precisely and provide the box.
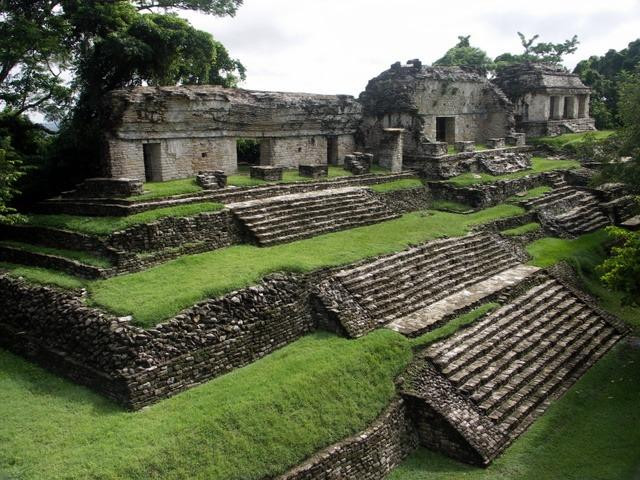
[0,135,24,223]
[574,39,640,129]
[494,33,579,72]
[598,227,640,306]
[434,35,495,75]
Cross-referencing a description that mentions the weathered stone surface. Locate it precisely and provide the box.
[298,164,328,178]
[68,178,143,198]
[455,141,475,153]
[250,165,284,181]
[195,170,227,189]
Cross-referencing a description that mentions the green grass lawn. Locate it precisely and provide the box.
[531,130,615,151]
[227,165,355,187]
[87,205,523,326]
[0,262,87,289]
[23,202,224,236]
[130,178,203,201]
[0,241,111,268]
[445,157,580,187]
[507,186,552,203]
[0,329,412,480]
[370,178,424,193]
[501,222,541,237]
[430,200,474,213]
[389,339,640,480]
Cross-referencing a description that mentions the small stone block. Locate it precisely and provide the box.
[250,166,283,181]
[454,141,475,153]
[298,164,328,178]
[505,133,526,147]
[423,142,448,157]
[487,138,506,149]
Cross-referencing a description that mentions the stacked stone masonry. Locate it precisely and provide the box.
[402,271,628,465]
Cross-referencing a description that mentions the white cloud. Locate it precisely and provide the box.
[184,0,640,96]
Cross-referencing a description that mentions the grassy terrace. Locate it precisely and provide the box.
[88,205,523,326]
[370,178,424,192]
[501,222,541,237]
[131,166,396,200]
[444,157,580,186]
[22,202,224,236]
[506,185,552,202]
[1,229,638,480]
[531,130,615,151]
[0,241,111,268]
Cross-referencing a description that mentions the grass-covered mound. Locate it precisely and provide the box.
[531,130,614,152]
[87,205,523,326]
[22,202,224,236]
[388,340,640,480]
[0,330,412,480]
[445,157,580,187]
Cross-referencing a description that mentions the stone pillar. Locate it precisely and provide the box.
[584,94,590,118]
[505,133,526,147]
[259,139,274,166]
[550,96,563,120]
[378,128,404,173]
[565,96,578,119]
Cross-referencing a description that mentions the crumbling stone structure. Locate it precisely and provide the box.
[104,86,362,181]
[493,62,595,137]
[358,61,515,162]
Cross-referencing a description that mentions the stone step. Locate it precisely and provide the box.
[255,212,398,245]
[336,234,490,284]
[525,188,584,209]
[456,303,592,393]
[229,188,365,214]
[424,279,558,359]
[492,328,619,431]
[439,292,577,378]
[474,312,604,412]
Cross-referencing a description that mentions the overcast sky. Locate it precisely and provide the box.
[184,0,640,96]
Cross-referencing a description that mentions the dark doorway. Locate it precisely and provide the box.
[327,136,338,164]
[236,138,261,166]
[436,117,455,143]
[143,143,162,181]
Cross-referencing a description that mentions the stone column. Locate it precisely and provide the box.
[584,94,590,118]
[551,96,564,120]
[565,96,578,119]
[378,128,404,173]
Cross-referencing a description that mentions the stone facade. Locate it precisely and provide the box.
[493,63,595,137]
[104,86,361,180]
[359,63,515,162]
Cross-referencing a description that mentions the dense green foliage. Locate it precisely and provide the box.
[434,36,495,74]
[23,201,223,235]
[598,227,640,306]
[574,39,640,129]
[0,136,23,222]
[494,33,579,72]
[0,330,412,480]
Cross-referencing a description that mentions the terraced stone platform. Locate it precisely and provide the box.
[228,187,398,246]
[317,233,525,337]
[523,186,610,237]
[401,274,628,465]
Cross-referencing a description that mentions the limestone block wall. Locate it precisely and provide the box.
[261,136,328,168]
[271,398,418,480]
[334,134,357,165]
[106,139,145,179]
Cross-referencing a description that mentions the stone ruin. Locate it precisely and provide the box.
[493,62,595,137]
[98,60,593,184]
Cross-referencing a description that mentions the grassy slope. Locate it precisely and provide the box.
[131,178,202,201]
[445,157,580,186]
[0,330,412,480]
[370,178,424,193]
[0,240,111,267]
[88,205,523,326]
[501,222,541,237]
[24,202,224,236]
[531,130,615,150]
[0,262,86,289]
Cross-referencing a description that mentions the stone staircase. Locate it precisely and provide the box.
[330,233,522,331]
[402,274,628,465]
[425,276,623,435]
[523,186,610,237]
[228,187,398,246]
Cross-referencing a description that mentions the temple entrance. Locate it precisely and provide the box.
[436,117,455,143]
[327,136,338,164]
[143,143,162,181]
[236,138,261,166]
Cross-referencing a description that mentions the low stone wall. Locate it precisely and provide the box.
[427,174,548,209]
[376,187,431,214]
[269,398,418,480]
[0,245,109,279]
[0,223,108,254]
[0,272,313,409]
[106,209,243,253]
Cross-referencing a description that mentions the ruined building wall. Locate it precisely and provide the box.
[359,64,514,157]
[104,86,362,180]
